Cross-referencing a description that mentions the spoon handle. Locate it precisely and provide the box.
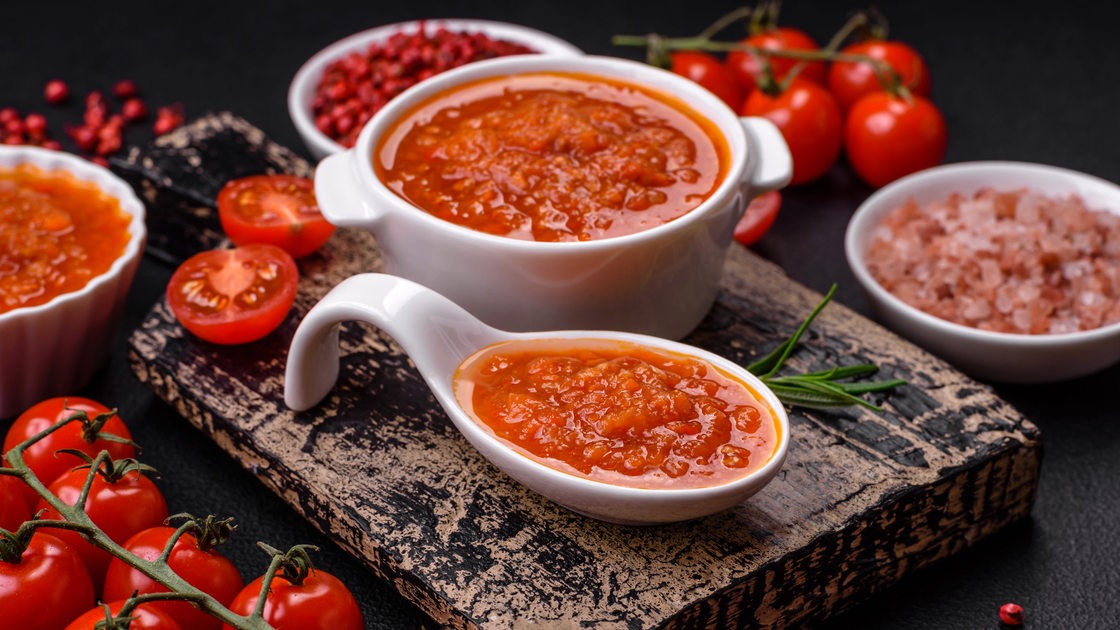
[284,273,501,411]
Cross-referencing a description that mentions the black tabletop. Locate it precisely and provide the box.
[5,1,1120,628]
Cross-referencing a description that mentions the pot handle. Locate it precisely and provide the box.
[313,150,384,227]
[739,116,793,194]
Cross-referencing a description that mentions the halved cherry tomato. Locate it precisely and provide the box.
[741,78,842,185]
[222,568,364,630]
[827,39,932,111]
[103,526,244,630]
[725,27,826,95]
[844,91,947,188]
[36,465,168,591]
[0,531,95,630]
[217,174,335,258]
[166,243,299,345]
[65,600,183,630]
[734,190,782,247]
[2,396,135,494]
[670,51,744,109]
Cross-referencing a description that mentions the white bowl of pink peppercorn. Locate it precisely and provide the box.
[288,19,583,159]
[845,161,1120,383]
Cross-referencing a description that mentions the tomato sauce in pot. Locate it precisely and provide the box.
[454,338,781,489]
[0,164,132,315]
[375,72,729,242]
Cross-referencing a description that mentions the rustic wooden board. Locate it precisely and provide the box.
[124,115,1041,629]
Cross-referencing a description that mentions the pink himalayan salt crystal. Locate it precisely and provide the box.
[865,188,1120,334]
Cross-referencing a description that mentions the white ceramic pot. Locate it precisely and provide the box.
[312,54,791,339]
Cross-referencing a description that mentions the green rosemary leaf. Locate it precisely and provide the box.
[796,364,881,381]
[763,382,881,411]
[745,284,907,412]
[833,379,909,395]
[747,284,838,378]
[768,377,886,411]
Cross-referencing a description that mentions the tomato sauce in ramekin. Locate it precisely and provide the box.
[0,163,132,314]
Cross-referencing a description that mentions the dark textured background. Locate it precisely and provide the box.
[4,1,1120,628]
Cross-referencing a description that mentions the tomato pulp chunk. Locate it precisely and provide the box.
[455,339,780,489]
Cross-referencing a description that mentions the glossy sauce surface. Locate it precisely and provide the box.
[454,338,780,489]
[376,72,728,242]
[0,164,131,314]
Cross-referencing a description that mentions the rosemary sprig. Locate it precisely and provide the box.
[748,285,906,411]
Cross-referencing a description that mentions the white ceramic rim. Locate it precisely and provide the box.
[288,18,584,158]
[452,329,791,500]
[352,53,752,254]
[0,146,147,324]
[845,160,1120,347]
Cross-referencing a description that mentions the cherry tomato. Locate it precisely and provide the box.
[845,91,947,188]
[0,474,32,531]
[2,397,135,492]
[36,466,168,590]
[0,531,95,630]
[222,569,364,630]
[725,27,826,94]
[166,243,299,345]
[65,600,183,630]
[217,174,335,259]
[741,78,842,185]
[733,190,782,247]
[103,526,245,630]
[669,51,744,109]
[828,39,932,111]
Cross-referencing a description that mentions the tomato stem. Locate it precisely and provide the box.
[697,6,753,41]
[613,17,906,98]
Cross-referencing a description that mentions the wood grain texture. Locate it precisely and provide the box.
[124,114,1041,629]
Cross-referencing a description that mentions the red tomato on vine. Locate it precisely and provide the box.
[2,397,135,491]
[844,91,947,188]
[828,39,932,111]
[0,474,32,530]
[0,531,95,630]
[741,78,842,185]
[725,27,826,94]
[103,523,244,630]
[223,568,365,630]
[65,600,184,630]
[36,461,169,590]
[670,51,744,109]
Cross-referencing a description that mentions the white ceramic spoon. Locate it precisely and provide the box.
[284,273,789,525]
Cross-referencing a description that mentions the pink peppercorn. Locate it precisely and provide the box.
[999,602,1024,626]
[44,79,70,105]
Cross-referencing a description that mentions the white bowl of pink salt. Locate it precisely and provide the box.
[845,161,1120,383]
